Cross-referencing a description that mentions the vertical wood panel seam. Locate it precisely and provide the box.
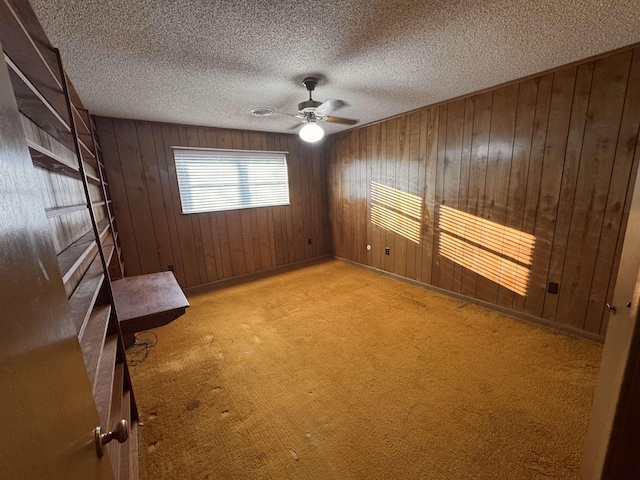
[463,101,476,293]
[161,126,189,280]
[113,120,143,274]
[456,104,464,213]
[539,71,579,320]
[551,68,595,321]
[523,77,554,315]
[135,122,161,268]
[432,110,440,285]
[473,93,494,296]
[416,117,422,279]
[499,83,520,302]
[584,56,635,330]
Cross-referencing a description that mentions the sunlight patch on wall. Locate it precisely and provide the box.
[438,205,535,296]
[371,182,422,244]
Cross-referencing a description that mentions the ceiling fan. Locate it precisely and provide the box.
[250,77,358,143]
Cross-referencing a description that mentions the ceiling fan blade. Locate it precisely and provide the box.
[288,123,303,130]
[317,99,347,115]
[324,116,358,125]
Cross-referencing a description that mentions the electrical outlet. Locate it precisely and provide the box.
[547,282,559,294]
[385,247,390,255]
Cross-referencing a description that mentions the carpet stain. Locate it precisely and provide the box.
[130,259,603,480]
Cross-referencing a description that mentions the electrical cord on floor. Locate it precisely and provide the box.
[126,331,157,376]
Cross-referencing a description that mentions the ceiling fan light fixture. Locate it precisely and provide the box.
[299,122,325,143]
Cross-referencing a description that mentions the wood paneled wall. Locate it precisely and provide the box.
[328,47,640,336]
[97,117,330,289]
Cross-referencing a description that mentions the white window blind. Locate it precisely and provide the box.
[173,147,290,214]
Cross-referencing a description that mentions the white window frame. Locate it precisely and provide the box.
[172,147,291,214]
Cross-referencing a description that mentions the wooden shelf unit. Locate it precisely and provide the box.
[0,1,135,478]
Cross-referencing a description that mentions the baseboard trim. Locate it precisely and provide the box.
[333,256,605,344]
[183,255,333,295]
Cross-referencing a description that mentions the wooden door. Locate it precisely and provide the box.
[582,164,640,478]
[0,40,114,479]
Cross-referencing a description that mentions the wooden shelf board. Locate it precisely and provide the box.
[58,230,97,285]
[98,218,111,240]
[93,334,118,427]
[102,233,115,247]
[104,244,115,265]
[57,218,110,284]
[5,54,75,153]
[67,77,89,115]
[27,141,79,179]
[86,171,101,185]
[72,103,91,137]
[5,52,100,167]
[0,1,67,122]
[80,138,96,160]
[76,105,91,124]
[80,304,111,387]
[69,252,104,335]
[77,131,94,152]
[45,203,86,218]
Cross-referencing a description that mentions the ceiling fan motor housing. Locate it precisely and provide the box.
[299,77,322,114]
[302,77,318,91]
[298,99,322,112]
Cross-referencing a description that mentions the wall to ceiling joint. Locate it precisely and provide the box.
[327,47,640,337]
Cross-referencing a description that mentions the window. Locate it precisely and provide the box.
[173,147,290,214]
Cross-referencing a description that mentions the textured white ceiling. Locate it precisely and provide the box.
[30,0,640,136]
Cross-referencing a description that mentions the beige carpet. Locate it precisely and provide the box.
[130,259,602,479]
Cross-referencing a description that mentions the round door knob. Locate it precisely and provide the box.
[95,419,129,457]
